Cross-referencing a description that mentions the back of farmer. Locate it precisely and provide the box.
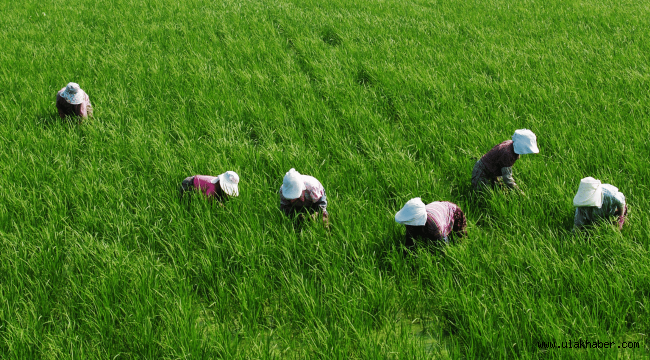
[179,171,240,202]
[56,82,93,120]
[395,198,467,247]
[573,177,627,230]
[279,168,329,227]
[471,129,539,192]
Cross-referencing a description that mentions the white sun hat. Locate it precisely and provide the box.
[573,177,603,208]
[512,129,539,155]
[59,82,86,105]
[217,171,239,197]
[395,197,428,226]
[281,168,306,199]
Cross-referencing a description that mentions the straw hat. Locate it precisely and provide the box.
[395,198,428,226]
[281,168,306,199]
[218,171,239,197]
[573,177,603,208]
[59,82,86,105]
[512,129,539,155]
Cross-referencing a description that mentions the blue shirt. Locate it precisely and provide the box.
[574,184,626,228]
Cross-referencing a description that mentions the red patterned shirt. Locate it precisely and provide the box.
[279,175,328,216]
[405,202,467,244]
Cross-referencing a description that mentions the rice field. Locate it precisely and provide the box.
[1,0,649,358]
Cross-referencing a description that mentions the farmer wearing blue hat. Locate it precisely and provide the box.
[56,82,93,119]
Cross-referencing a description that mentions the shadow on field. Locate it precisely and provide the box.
[290,214,308,233]
[450,180,486,204]
[450,181,493,228]
[320,26,342,47]
[560,215,577,232]
[36,111,82,128]
[288,211,328,233]
[373,230,450,274]
[178,189,231,215]
[406,240,450,259]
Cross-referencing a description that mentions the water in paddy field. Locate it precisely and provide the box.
[195,308,451,357]
[397,314,452,358]
[409,320,438,354]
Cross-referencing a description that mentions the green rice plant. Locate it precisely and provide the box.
[0,0,649,358]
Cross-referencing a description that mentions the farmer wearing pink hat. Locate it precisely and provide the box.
[179,171,240,201]
[395,198,467,247]
[573,177,627,230]
[56,82,93,119]
[279,168,329,226]
[471,129,539,193]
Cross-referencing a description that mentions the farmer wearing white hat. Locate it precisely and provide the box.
[395,198,467,247]
[471,129,539,192]
[179,171,240,201]
[279,168,329,226]
[573,177,627,230]
[56,82,93,119]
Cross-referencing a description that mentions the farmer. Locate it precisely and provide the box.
[395,198,467,247]
[573,177,627,230]
[471,129,539,192]
[56,82,93,119]
[179,171,240,201]
[279,168,329,226]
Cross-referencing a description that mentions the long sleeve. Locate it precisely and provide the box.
[500,166,517,188]
[612,192,626,229]
[78,94,93,118]
[85,96,93,118]
[574,208,588,228]
[603,185,626,228]
[312,193,328,214]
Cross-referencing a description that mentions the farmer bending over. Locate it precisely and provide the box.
[56,82,93,120]
[180,171,239,201]
[279,168,329,227]
[395,198,467,247]
[573,177,627,230]
[471,129,539,193]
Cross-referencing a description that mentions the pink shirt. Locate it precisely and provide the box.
[425,202,458,238]
[194,175,219,196]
